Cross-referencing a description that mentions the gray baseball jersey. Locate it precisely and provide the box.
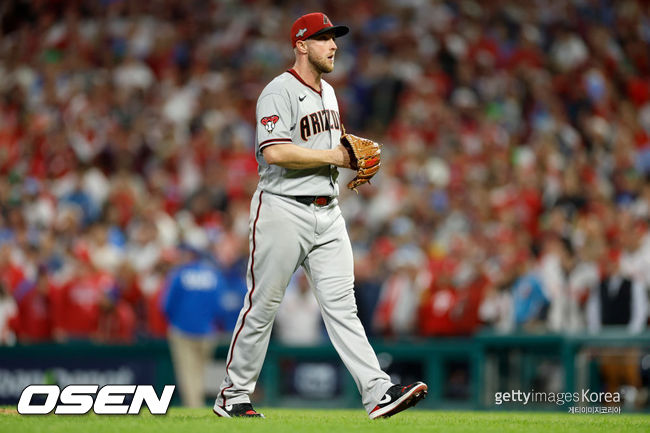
[256,69,342,197]
[215,69,392,416]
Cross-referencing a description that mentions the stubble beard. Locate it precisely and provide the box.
[308,51,334,74]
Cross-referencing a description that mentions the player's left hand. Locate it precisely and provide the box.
[340,131,381,191]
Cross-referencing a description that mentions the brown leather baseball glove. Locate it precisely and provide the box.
[340,128,381,191]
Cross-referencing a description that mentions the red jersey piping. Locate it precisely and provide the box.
[287,69,322,96]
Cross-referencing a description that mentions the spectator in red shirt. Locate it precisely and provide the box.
[418,260,488,337]
[51,254,115,341]
[97,298,136,344]
[0,243,25,295]
[13,266,53,342]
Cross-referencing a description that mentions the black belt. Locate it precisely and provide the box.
[294,196,334,206]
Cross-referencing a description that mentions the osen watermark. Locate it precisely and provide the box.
[17,384,175,415]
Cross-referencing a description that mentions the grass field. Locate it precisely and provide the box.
[2,407,650,433]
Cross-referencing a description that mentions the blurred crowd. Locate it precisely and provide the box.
[1,0,650,345]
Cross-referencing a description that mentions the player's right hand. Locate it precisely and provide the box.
[333,144,352,169]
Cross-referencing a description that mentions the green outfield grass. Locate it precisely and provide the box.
[2,407,650,433]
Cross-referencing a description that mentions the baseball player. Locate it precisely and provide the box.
[213,12,428,419]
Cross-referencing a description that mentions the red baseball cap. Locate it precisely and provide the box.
[291,13,349,47]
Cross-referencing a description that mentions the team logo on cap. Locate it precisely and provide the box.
[296,28,307,38]
[261,115,280,133]
[323,15,331,25]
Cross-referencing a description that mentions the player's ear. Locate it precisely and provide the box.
[296,40,308,54]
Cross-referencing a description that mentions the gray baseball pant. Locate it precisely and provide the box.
[215,189,392,413]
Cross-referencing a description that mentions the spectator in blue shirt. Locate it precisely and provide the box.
[212,233,248,335]
[162,244,223,408]
[511,255,549,331]
[60,171,99,227]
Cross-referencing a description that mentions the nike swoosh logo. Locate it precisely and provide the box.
[379,394,391,405]
[225,405,233,411]
[299,95,306,101]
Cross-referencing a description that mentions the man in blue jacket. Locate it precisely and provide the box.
[162,244,224,408]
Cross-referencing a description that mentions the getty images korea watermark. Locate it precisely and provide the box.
[494,389,622,414]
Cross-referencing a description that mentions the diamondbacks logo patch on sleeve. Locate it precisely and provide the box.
[261,115,279,133]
